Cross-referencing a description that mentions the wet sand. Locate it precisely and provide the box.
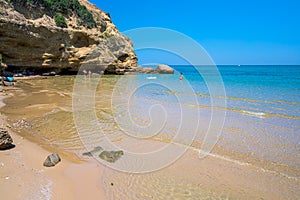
[1,127,298,200]
[0,77,299,199]
[0,95,106,200]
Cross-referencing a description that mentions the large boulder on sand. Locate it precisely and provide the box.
[156,64,174,74]
[0,128,13,150]
[43,153,61,167]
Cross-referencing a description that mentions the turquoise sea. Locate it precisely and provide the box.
[6,65,299,174]
[118,65,300,171]
[67,65,300,176]
[140,65,300,118]
[95,65,300,199]
[3,65,300,199]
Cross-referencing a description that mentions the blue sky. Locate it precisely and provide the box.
[89,0,300,65]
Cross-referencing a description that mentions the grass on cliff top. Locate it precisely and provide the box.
[54,13,67,28]
[8,0,96,28]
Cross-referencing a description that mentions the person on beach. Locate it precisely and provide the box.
[83,69,88,77]
[1,76,14,86]
[179,72,183,81]
[5,76,14,86]
[0,65,9,86]
[1,76,6,86]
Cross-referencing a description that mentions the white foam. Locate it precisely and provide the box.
[192,147,299,180]
[170,141,299,180]
[40,180,53,200]
[146,77,157,80]
[242,110,266,118]
[197,149,251,166]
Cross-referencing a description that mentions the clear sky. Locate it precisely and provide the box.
[89,0,300,65]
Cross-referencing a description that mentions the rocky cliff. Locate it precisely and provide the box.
[0,0,138,74]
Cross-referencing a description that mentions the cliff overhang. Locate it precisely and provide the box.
[0,0,138,75]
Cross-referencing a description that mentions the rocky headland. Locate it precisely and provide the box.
[0,0,138,75]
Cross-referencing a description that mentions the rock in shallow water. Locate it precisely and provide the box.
[43,153,61,167]
[0,128,13,150]
[142,67,155,74]
[99,150,124,163]
[156,64,174,74]
[82,146,103,157]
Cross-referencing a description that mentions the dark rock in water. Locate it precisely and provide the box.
[43,153,61,167]
[99,150,124,163]
[0,128,13,150]
[82,152,93,157]
[82,146,103,157]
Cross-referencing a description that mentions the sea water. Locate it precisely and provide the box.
[2,65,300,199]
[116,65,300,170]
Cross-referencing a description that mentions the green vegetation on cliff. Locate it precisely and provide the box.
[54,13,67,28]
[7,0,96,28]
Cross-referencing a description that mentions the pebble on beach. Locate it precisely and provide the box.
[43,153,61,167]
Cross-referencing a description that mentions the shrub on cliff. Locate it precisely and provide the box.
[54,13,67,28]
[44,0,96,28]
[7,0,96,28]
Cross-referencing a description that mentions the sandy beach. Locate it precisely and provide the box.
[0,94,106,200]
[1,127,298,200]
[1,0,299,199]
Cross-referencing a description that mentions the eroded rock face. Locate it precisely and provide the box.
[0,128,13,150]
[0,0,138,74]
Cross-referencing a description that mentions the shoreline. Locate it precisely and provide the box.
[0,95,106,200]
[0,77,299,199]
